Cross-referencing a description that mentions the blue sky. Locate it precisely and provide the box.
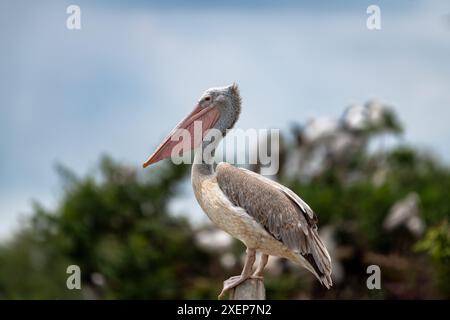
[1,0,450,239]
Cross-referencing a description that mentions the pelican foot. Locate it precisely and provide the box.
[218,275,250,299]
[251,274,264,280]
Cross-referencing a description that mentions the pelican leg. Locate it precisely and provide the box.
[252,254,269,279]
[218,248,256,298]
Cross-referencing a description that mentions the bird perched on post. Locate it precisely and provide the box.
[143,84,332,298]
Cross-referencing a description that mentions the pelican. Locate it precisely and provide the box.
[143,84,332,297]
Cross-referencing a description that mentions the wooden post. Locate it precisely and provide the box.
[229,279,266,300]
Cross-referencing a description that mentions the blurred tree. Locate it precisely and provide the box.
[0,156,219,299]
[0,101,449,299]
[276,101,450,298]
[415,220,450,298]
[0,229,80,299]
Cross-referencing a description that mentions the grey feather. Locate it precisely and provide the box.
[216,163,332,287]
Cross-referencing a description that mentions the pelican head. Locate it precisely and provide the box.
[143,83,242,168]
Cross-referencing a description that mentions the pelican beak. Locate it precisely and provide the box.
[143,104,221,168]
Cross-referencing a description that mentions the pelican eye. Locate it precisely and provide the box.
[204,96,211,102]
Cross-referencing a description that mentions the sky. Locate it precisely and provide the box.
[1,0,450,239]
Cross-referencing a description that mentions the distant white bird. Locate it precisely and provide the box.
[302,118,339,143]
[143,84,332,298]
[196,228,233,252]
[383,193,424,237]
[365,100,385,126]
[341,104,366,131]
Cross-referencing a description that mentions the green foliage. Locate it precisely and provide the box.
[277,106,450,298]
[0,156,218,299]
[0,105,449,299]
[415,220,450,297]
[0,230,81,299]
[415,220,450,261]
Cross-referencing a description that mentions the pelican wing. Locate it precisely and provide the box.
[216,162,332,287]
